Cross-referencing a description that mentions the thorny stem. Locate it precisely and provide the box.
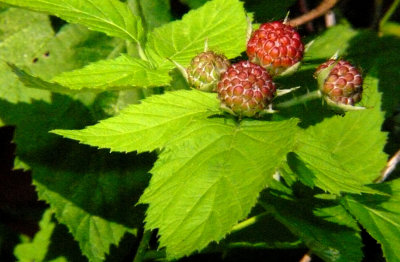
[275,90,322,108]
[133,230,152,262]
[288,0,340,27]
[379,0,400,30]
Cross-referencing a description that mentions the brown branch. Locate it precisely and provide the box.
[375,148,400,183]
[288,0,340,27]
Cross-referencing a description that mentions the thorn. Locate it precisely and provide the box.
[246,16,253,42]
[204,38,209,52]
[330,51,340,60]
[279,61,301,77]
[284,11,290,24]
[276,86,301,97]
[260,104,278,115]
[304,40,315,53]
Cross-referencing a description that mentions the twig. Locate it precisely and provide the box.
[300,250,313,262]
[375,148,400,183]
[298,0,315,32]
[324,10,336,27]
[288,0,340,27]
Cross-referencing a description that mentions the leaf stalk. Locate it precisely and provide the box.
[275,90,322,109]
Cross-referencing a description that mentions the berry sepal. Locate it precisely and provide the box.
[314,57,365,111]
[324,97,366,111]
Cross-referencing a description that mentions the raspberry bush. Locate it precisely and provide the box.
[0,0,400,262]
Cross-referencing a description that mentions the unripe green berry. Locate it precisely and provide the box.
[186,51,231,92]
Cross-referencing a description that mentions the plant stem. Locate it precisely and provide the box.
[288,0,339,27]
[379,0,400,30]
[275,90,322,109]
[133,230,152,262]
[300,250,313,262]
[143,250,166,261]
[231,211,271,233]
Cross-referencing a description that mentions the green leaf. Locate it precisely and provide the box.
[140,118,299,259]
[313,202,360,231]
[0,8,53,104]
[52,90,220,153]
[0,7,50,41]
[304,23,358,63]
[29,24,121,80]
[14,209,56,262]
[293,131,379,195]
[344,180,400,262]
[293,74,386,194]
[7,63,77,94]
[262,193,363,262]
[0,7,119,106]
[32,148,149,262]
[145,0,248,69]
[0,95,151,262]
[0,0,144,44]
[51,55,172,90]
[128,0,172,30]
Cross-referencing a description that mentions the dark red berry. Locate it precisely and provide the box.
[217,61,276,117]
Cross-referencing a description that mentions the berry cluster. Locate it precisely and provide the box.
[184,21,364,117]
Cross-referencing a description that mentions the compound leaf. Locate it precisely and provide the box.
[52,90,220,153]
[140,118,299,259]
[0,0,144,44]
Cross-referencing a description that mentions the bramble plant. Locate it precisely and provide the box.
[1,0,400,262]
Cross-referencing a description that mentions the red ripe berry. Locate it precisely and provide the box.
[315,59,363,106]
[217,61,276,117]
[247,21,304,76]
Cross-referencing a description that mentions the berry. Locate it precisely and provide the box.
[186,51,231,92]
[217,61,276,117]
[247,21,304,76]
[314,59,363,105]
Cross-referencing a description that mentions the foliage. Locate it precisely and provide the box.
[0,0,400,261]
